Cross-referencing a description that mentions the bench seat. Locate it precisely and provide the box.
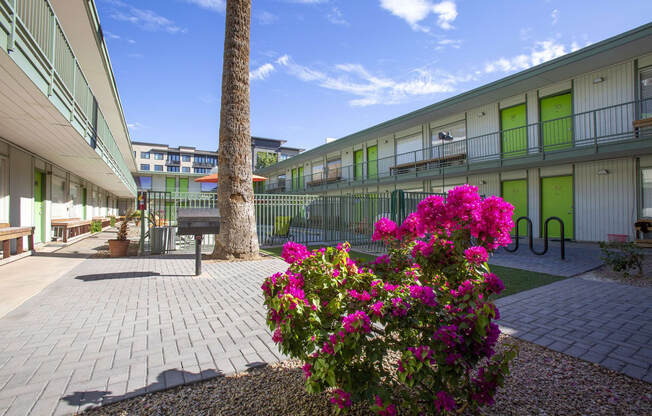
[0,226,35,259]
[51,219,92,243]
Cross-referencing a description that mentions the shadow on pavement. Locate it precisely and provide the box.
[75,271,161,281]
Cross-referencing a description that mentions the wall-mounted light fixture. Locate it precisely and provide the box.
[481,180,487,185]
[597,168,609,175]
[593,77,605,84]
[478,111,486,117]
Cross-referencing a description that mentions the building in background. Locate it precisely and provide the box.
[251,137,303,170]
[0,0,137,248]
[255,23,652,243]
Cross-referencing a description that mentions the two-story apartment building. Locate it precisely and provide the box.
[251,137,303,170]
[256,23,652,243]
[0,0,137,248]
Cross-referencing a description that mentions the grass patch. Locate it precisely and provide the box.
[261,245,566,298]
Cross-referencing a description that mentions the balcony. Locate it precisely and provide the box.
[0,0,136,196]
[193,161,216,168]
[166,159,180,166]
[274,99,652,193]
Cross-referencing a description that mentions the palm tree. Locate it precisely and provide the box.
[211,0,259,259]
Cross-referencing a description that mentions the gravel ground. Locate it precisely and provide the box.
[84,334,652,416]
[579,253,652,288]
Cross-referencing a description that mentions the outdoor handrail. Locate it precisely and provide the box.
[267,98,652,192]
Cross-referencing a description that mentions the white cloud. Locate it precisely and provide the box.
[250,63,276,81]
[327,7,348,25]
[256,11,278,25]
[105,31,121,40]
[379,0,457,31]
[127,122,146,130]
[272,55,466,106]
[184,0,225,12]
[108,2,186,34]
[551,9,559,25]
[483,40,568,74]
[436,38,462,50]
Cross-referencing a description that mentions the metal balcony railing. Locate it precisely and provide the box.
[263,98,652,193]
[0,0,137,195]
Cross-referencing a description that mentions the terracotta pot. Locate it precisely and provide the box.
[108,239,130,257]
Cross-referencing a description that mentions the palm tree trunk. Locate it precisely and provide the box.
[212,0,259,259]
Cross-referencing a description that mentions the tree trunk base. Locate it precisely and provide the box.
[208,239,260,261]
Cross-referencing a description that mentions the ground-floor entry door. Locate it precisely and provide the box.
[541,175,573,239]
[34,170,45,243]
[502,179,528,236]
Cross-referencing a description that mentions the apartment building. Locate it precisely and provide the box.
[0,0,137,248]
[133,137,301,193]
[256,23,652,243]
[132,141,219,193]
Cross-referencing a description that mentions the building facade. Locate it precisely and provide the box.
[0,0,137,248]
[255,24,652,243]
[251,136,303,170]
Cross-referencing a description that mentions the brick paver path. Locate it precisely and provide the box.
[0,254,287,416]
[497,278,652,383]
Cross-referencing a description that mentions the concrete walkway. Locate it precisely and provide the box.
[0,236,288,416]
[497,277,652,383]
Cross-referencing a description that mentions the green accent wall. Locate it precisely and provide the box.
[33,170,45,243]
[367,145,378,178]
[502,179,528,236]
[354,149,363,179]
[179,177,189,193]
[540,93,573,150]
[541,175,574,239]
[501,104,527,157]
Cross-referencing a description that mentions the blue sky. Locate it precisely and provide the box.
[97,0,652,152]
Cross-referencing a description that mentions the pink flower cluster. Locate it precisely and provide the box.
[433,325,461,348]
[281,241,311,264]
[372,218,398,242]
[369,301,384,316]
[408,345,433,362]
[484,272,505,295]
[330,389,352,409]
[409,285,437,307]
[349,289,372,302]
[464,246,488,265]
[472,367,498,405]
[342,310,371,333]
[451,280,475,299]
[434,391,456,412]
[375,396,398,416]
[469,196,514,249]
[397,212,425,240]
[302,362,312,379]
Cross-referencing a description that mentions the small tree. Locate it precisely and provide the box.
[262,185,517,414]
[255,152,278,170]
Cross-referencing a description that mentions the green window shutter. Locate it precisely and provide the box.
[540,93,572,150]
[500,104,527,158]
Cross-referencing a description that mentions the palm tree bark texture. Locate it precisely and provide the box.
[212,0,259,259]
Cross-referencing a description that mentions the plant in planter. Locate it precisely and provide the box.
[108,212,134,257]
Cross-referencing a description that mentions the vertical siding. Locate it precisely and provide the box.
[574,158,636,241]
[468,173,500,197]
[467,103,500,161]
[528,168,540,238]
[526,90,539,150]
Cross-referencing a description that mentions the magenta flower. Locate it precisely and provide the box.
[302,362,312,379]
[483,272,505,295]
[416,195,446,233]
[349,289,372,302]
[342,310,371,333]
[330,389,352,409]
[281,241,311,264]
[409,285,437,307]
[375,396,398,416]
[272,327,283,344]
[451,280,475,299]
[434,390,456,412]
[369,301,384,316]
[411,240,433,258]
[372,218,398,242]
[397,212,425,240]
[465,246,488,265]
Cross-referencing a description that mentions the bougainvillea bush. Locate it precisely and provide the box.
[261,185,518,415]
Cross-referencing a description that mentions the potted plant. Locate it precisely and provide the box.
[108,212,133,257]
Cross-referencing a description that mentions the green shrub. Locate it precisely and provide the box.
[109,216,116,227]
[599,241,644,277]
[90,220,102,233]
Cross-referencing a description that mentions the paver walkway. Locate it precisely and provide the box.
[497,277,652,382]
[490,240,603,276]
[0,246,287,416]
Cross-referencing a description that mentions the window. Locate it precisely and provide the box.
[327,159,342,178]
[140,164,150,171]
[154,165,163,171]
[195,155,217,166]
[167,166,180,172]
[201,182,217,192]
[194,167,210,174]
[153,152,164,160]
[640,66,652,119]
[641,168,652,218]
[168,153,180,163]
[182,154,191,162]
[182,167,190,173]
[141,152,150,159]
[431,120,466,159]
[137,176,152,190]
[396,133,423,164]
[312,163,323,181]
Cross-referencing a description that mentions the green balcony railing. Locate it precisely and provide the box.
[0,0,137,195]
[264,98,652,193]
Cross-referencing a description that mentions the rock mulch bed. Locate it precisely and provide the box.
[84,335,651,415]
[579,254,652,288]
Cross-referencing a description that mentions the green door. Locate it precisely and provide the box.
[502,179,528,236]
[501,104,527,157]
[33,170,45,243]
[354,149,363,180]
[367,145,378,179]
[179,177,189,193]
[298,167,304,190]
[82,188,87,220]
[291,168,297,191]
[166,177,176,193]
[540,93,572,150]
[541,175,573,239]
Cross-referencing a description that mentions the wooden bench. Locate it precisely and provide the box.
[634,118,652,138]
[634,219,652,247]
[0,227,35,259]
[51,219,92,243]
[0,223,9,229]
[92,217,111,228]
[390,153,466,176]
[307,176,342,187]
